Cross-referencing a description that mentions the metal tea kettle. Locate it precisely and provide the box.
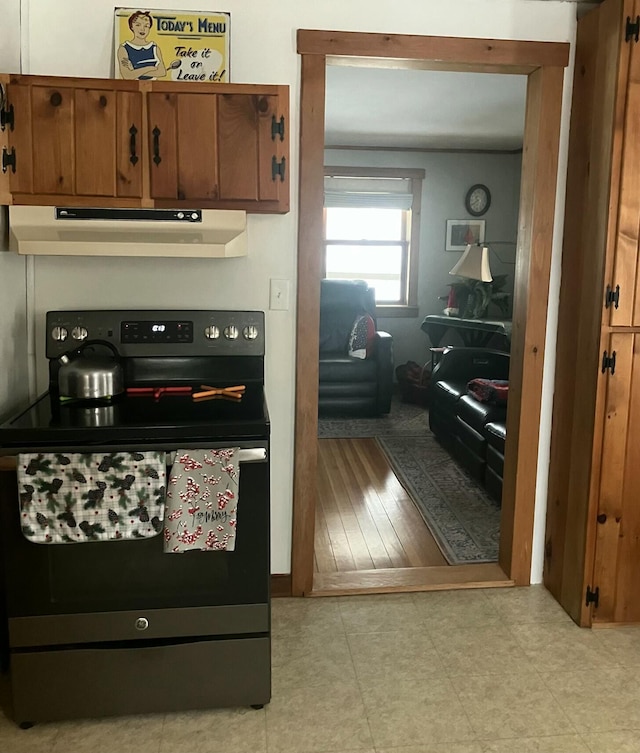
[57,340,124,400]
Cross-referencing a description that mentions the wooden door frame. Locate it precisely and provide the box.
[292,30,570,595]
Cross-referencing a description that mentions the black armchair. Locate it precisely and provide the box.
[318,279,393,416]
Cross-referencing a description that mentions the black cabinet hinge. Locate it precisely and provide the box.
[1,146,16,174]
[271,115,285,142]
[0,103,14,131]
[601,350,617,375]
[605,284,620,309]
[585,585,600,608]
[0,83,13,131]
[272,155,286,182]
[627,16,640,42]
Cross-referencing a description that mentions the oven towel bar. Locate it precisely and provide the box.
[16,451,166,545]
[164,448,241,553]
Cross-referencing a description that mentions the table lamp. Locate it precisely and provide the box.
[449,243,493,282]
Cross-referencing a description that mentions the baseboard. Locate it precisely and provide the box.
[271,574,292,597]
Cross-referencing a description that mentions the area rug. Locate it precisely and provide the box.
[376,435,500,564]
[318,394,430,438]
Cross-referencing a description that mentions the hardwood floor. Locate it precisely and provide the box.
[315,437,448,573]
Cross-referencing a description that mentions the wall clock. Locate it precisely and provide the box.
[465,184,491,217]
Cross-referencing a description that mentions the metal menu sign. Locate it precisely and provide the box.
[114,7,230,82]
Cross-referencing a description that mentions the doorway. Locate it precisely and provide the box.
[292,30,569,596]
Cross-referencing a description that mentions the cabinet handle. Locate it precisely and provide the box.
[129,124,139,166]
[152,126,162,166]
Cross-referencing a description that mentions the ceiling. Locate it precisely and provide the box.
[325,66,528,151]
[324,0,601,152]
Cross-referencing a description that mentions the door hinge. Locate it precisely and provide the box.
[0,83,13,131]
[585,585,600,608]
[605,284,620,309]
[601,350,617,375]
[271,115,285,142]
[1,146,16,173]
[627,16,640,42]
[272,155,286,182]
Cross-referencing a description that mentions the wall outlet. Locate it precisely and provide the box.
[270,279,290,310]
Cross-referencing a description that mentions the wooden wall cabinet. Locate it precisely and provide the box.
[0,75,289,213]
[545,0,640,625]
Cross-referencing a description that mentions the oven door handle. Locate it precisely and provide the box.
[166,448,267,465]
[0,449,269,472]
[236,448,268,464]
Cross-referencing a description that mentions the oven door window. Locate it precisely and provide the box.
[0,460,269,616]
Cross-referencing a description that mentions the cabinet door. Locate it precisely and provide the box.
[147,91,219,201]
[591,333,640,623]
[609,0,640,326]
[2,76,143,201]
[148,86,288,211]
[218,93,286,204]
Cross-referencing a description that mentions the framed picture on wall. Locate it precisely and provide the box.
[445,219,486,251]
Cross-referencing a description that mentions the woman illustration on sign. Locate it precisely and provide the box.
[118,11,177,80]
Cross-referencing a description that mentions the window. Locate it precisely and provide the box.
[323,167,424,316]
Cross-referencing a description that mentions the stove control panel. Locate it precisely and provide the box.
[121,320,194,344]
[46,310,265,358]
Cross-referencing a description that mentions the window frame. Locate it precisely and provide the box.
[323,165,424,317]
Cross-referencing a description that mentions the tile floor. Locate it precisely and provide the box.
[1,586,640,752]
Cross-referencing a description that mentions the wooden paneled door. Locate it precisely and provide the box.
[591,334,640,623]
[544,0,640,626]
[609,8,640,329]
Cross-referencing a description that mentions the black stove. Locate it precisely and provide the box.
[0,309,271,726]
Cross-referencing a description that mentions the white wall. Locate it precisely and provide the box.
[0,2,30,422]
[8,0,576,581]
[325,148,522,368]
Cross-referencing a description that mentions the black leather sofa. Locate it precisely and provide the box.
[428,347,509,502]
[318,279,393,416]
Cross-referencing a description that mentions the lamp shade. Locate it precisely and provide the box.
[449,244,493,282]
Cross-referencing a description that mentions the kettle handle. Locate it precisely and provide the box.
[59,339,121,362]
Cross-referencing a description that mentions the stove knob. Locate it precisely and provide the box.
[224,325,239,340]
[135,617,149,631]
[243,325,259,341]
[71,326,88,341]
[51,326,68,342]
[204,325,220,340]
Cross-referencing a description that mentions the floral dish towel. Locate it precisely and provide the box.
[164,448,240,553]
[17,452,166,544]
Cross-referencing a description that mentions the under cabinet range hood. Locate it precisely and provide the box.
[8,206,248,258]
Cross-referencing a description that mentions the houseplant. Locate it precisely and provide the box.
[447,274,510,319]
